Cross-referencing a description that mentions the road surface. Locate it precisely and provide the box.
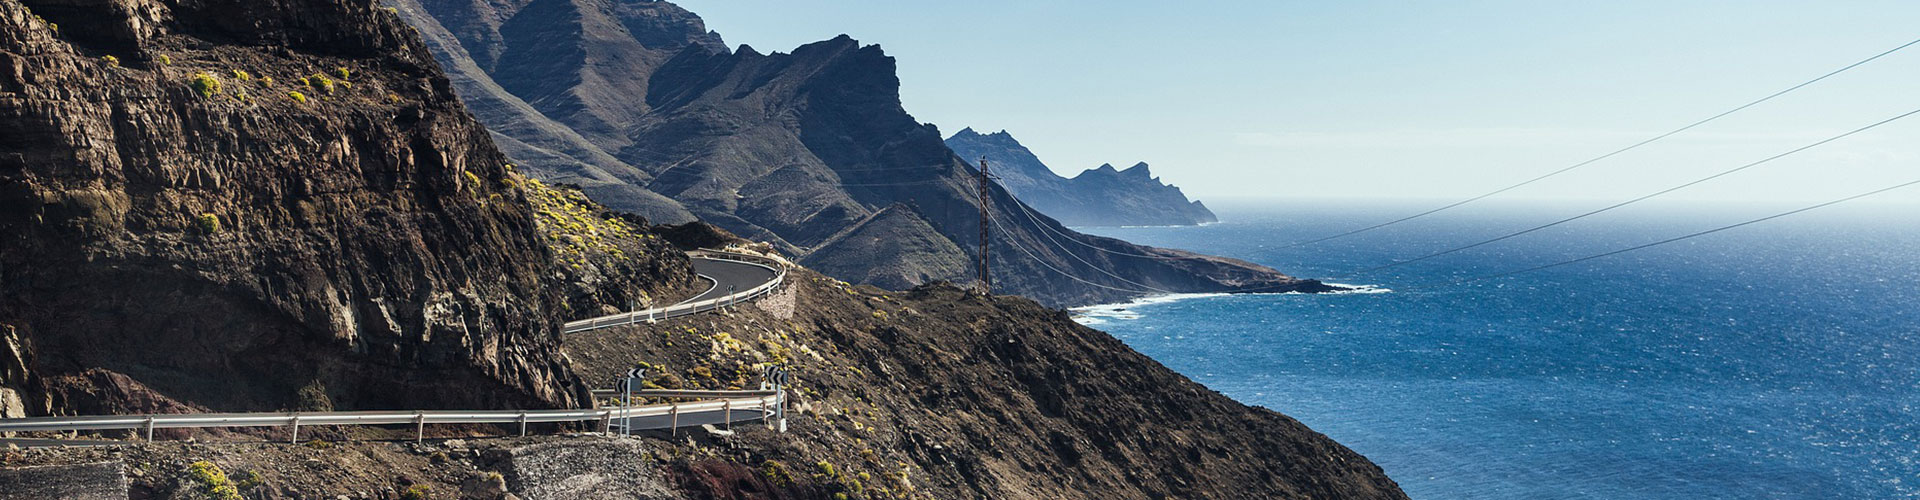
[679,258,779,305]
[562,253,786,333]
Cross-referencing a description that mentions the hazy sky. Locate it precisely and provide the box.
[676,1,1920,204]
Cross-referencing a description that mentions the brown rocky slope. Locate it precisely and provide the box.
[562,263,1407,499]
[0,0,691,417]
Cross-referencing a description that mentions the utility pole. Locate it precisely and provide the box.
[976,157,992,294]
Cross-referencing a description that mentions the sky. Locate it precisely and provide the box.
[675,1,1920,205]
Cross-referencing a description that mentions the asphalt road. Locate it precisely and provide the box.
[679,258,779,305]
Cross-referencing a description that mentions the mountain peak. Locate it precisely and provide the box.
[948,127,1023,148]
[1122,162,1153,177]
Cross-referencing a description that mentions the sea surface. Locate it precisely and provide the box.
[1071,199,1920,500]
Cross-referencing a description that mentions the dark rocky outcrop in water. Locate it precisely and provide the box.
[0,0,639,416]
[392,0,1327,306]
[946,127,1218,226]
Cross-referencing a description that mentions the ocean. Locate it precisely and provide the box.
[1071,199,1920,500]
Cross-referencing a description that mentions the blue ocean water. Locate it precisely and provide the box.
[1073,200,1920,500]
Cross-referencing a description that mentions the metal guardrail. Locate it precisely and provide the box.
[0,394,782,444]
[562,250,787,334]
[588,389,778,399]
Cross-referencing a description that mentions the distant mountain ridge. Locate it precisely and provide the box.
[391,0,1327,306]
[946,128,1217,226]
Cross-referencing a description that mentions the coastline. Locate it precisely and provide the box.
[1070,284,1390,326]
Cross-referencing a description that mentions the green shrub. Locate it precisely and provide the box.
[194,213,220,233]
[230,69,251,81]
[258,76,274,87]
[335,67,351,80]
[760,460,794,487]
[234,470,264,490]
[185,461,242,500]
[158,55,170,65]
[101,55,118,66]
[462,171,481,188]
[287,91,306,103]
[308,74,334,94]
[190,73,220,99]
[48,23,57,33]
[401,484,431,500]
[815,461,837,478]
[303,439,331,449]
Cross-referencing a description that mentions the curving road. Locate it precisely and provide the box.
[0,252,791,449]
[562,252,786,334]
[680,258,779,305]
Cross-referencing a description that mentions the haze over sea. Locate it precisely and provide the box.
[1074,199,1920,500]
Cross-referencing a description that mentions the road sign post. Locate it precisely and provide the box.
[619,366,645,437]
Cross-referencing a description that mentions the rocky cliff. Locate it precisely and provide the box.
[946,128,1218,227]
[0,0,691,417]
[391,0,1325,307]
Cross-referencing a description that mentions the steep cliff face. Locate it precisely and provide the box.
[0,0,603,415]
[946,128,1218,227]
[396,0,1326,306]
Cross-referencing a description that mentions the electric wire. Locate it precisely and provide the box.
[1002,190,1206,261]
[1003,191,1178,293]
[1413,177,1920,290]
[1272,35,1920,250]
[987,209,1161,294]
[1334,105,1920,279]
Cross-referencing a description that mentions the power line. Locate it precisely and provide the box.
[1004,192,1177,293]
[1003,190,1203,261]
[1416,177,1920,290]
[987,210,1160,294]
[1335,105,1920,279]
[1274,35,1920,250]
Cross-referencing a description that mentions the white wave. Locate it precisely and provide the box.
[1322,283,1393,294]
[1069,292,1230,323]
[1068,285,1391,323]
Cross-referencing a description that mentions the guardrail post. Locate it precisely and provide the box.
[414,413,426,443]
[288,415,299,444]
[724,400,733,432]
[669,404,679,436]
[600,411,611,434]
[518,413,528,437]
[145,416,156,442]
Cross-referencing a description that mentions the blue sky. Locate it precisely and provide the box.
[676,1,1920,205]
